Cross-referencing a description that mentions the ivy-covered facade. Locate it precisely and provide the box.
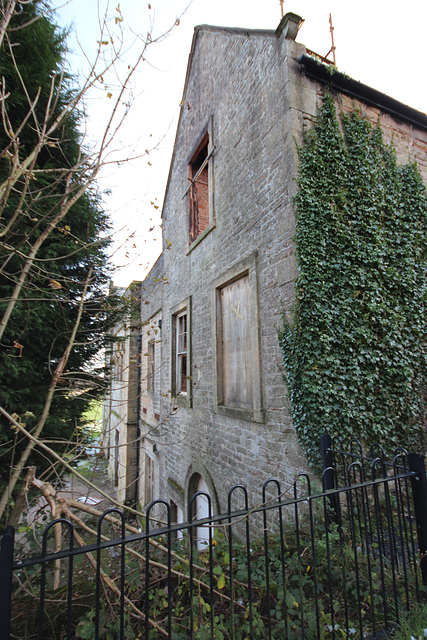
[281,93,427,466]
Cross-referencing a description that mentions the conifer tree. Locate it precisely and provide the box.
[0,1,125,497]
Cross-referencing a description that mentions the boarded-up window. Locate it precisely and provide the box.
[147,340,155,392]
[188,133,209,243]
[218,275,253,409]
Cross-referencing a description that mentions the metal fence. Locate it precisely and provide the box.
[1,434,427,639]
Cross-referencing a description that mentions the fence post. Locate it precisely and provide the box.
[408,453,427,586]
[320,434,334,489]
[320,433,340,527]
[0,525,15,640]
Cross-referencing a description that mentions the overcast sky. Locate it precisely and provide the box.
[53,0,427,286]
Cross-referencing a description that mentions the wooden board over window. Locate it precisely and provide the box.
[219,275,253,409]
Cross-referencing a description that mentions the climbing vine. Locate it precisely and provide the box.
[281,93,427,467]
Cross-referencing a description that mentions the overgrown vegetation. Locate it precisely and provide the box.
[280,93,427,467]
[389,602,427,639]
[9,474,421,639]
[0,1,127,508]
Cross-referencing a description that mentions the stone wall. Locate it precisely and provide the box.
[139,255,163,507]
[138,23,427,521]
[149,27,308,519]
[102,283,140,504]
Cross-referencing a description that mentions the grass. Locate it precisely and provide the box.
[390,602,427,639]
[80,399,102,429]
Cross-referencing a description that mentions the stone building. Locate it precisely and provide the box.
[133,13,427,522]
[101,282,141,504]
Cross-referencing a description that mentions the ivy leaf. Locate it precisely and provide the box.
[217,574,225,590]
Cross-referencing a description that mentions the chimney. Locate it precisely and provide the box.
[276,12,304,40]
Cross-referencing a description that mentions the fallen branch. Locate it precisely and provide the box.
[0,407,141,520]
[31,479,240,606]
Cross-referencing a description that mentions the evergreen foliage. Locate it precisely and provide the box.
[0,1,124,485]
[280,93,427,466]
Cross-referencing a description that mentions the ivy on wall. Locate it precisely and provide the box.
[280,93,427,467]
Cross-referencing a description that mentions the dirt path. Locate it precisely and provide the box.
[56,454,117,510]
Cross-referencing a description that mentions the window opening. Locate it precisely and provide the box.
[147,339,155,392]
[114,343,124,382]
[190,474,211,551]
[188,133,209,242]
[176,311,187,394]
[144,454,154,505]
[170,500,183,540]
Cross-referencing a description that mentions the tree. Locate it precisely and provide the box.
[0,0,155,520]
[280,93,427,467]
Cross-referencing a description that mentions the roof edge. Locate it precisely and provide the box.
[299,53,427,131]
[194,24,277,38]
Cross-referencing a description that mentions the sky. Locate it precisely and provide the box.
[53,0,427,286]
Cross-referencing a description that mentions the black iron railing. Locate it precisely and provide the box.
[0,435,426,639]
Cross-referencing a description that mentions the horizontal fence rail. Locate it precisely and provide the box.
[1,435,426,639]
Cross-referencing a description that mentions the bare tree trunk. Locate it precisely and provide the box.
[7,464,35,527]
[0,1,16,49]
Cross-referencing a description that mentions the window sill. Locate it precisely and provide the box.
[187,223,216,254]
[215,405,265,424]
[172,393,192,409]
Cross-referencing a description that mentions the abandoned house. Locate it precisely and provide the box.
[102,13,427,523]
[102,282,141,505]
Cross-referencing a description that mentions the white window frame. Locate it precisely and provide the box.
[171,297,192,407]
[176,311,188,395]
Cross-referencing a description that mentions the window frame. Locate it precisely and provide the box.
[188,132,209,243]
[147,339,155,393]
[175,311,188,395]
[186,117,215,253]
[140,312,162,427]
[171,297,192,408]
[114,341,125,382]
[144,453,154,506]
[213,252,265,423]
[114,429,120,486]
